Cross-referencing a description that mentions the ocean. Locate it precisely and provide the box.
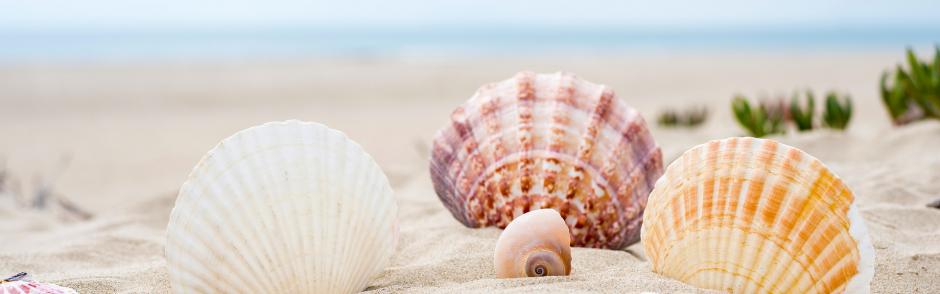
[1,26,937,62]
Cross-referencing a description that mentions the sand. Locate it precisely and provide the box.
[1,52,938,293]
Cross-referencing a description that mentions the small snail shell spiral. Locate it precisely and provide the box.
[494,209,572,278]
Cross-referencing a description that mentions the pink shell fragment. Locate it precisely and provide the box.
[1,273,77,294]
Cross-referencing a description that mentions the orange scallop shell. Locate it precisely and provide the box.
[430,71,663,249]
[641,137,874,293]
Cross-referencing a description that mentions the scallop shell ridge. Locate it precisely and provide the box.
[431,71,663,249]
[641,137,874,293]
[166,120,398,294]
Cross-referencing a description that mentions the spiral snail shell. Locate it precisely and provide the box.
[494,209,572,278]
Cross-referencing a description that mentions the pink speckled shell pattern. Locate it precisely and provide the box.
[1,274,77,294]
[430,71,663,249]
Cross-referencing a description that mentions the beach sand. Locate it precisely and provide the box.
[1,52,938,293]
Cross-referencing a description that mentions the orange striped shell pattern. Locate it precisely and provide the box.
[430,71,663,249]
[641,137,874,293]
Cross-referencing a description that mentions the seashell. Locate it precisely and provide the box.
[431,71,663,249]
[927,198,940,209]
[494,209,572,278]
[641,137,874,293]
[165,120,398,294]
[1,272,77,294]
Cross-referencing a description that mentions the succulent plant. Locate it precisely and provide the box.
[790,91,815,131]
[733,91,851,136]
[823,92,853,130]
[657,111,680,127]
[759,96,790,123]
[732,96,785,137]
[657,106,708,128]
[880,47,940,125]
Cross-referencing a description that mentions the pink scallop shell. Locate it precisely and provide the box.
[430,71,663,249]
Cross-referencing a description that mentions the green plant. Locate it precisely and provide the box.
[880,47,940,125]
[657,106,708,128]
[790,91,815,131]
[732,96,785,137]
[823,92,853,130]
[733,91,851,136]
[657,111,680,126]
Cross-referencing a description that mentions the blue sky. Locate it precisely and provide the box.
[2,0,939,31]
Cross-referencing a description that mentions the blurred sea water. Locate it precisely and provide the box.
[1,26,938,62]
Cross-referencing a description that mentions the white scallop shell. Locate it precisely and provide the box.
[165,120,398,293]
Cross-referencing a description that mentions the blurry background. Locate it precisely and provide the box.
[1,0,938,213]
[2,0,940,60]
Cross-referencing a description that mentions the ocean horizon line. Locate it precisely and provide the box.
[1,25,937,63]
